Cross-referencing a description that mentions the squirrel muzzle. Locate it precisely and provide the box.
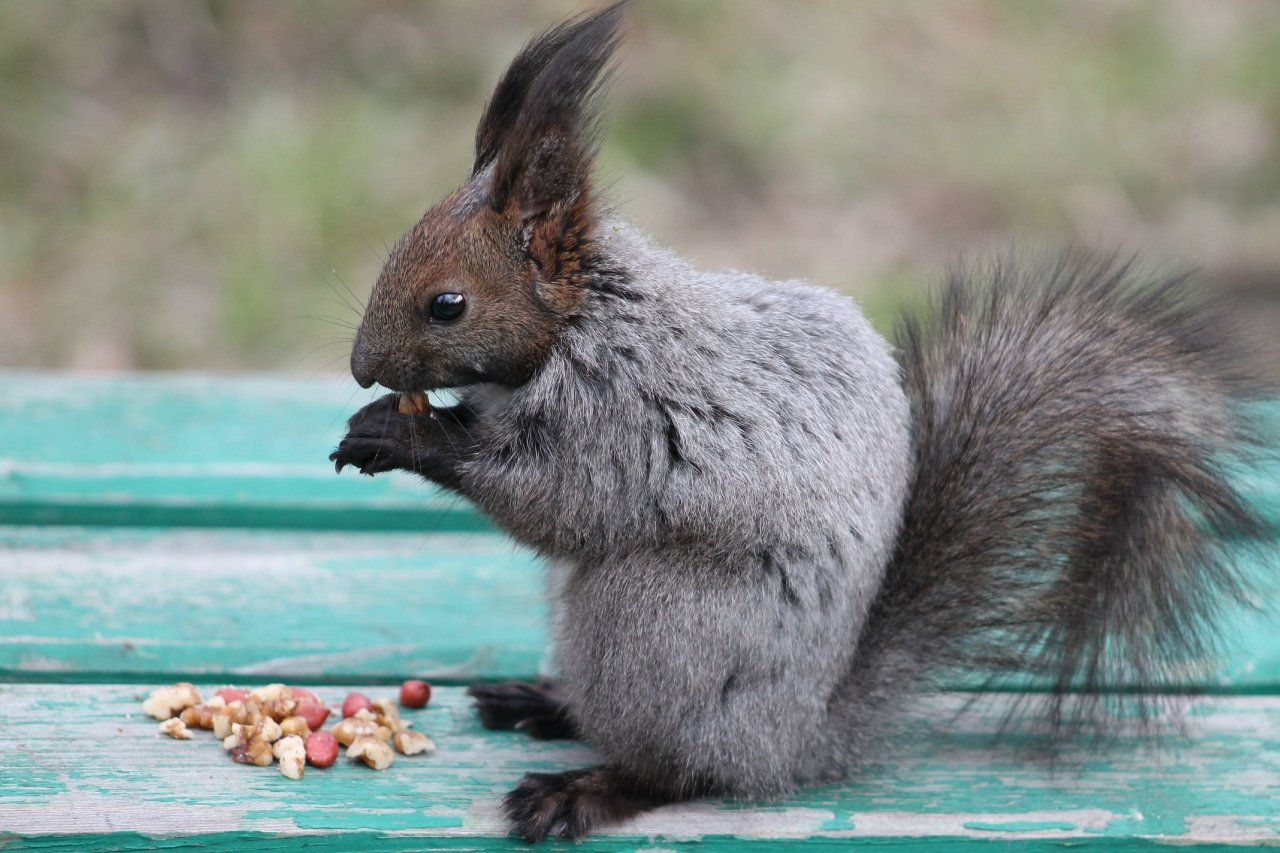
[349,331,379,389]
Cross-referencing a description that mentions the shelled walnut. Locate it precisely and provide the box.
[347,735,395,770]
[273,735,306,780]
[159,718,193,739]
[142,683,202,720]
[392,730,434,755]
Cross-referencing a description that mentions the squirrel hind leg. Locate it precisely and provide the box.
[466,679,578,739]
[503,765,668,842]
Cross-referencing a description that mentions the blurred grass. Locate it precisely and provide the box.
[1,0,1278,372]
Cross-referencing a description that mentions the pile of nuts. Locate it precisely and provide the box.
[141,680,435,780]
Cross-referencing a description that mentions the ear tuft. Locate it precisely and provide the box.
[472,15,584,177]
[484,2,627,216]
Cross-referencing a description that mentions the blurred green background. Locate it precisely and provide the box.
[2,0,1278,374]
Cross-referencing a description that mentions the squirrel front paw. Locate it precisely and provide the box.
[331,392,478,489]
[330,393,423,476]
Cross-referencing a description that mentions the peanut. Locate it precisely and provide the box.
[399,680,431,709]
[295,700,330,731]
[341,692,373,718]
[398,391,431,416]
[304,731,339,768]
[289,687,320,704]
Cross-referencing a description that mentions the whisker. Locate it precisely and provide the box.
[372,212,392,261]
[271,338,350,369]
[322,275,364,320]
[332,270,367,314]
[299,351,355,383]
[327,383,367,432]
[293,314,361,331]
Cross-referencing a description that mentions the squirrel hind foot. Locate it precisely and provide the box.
[466,679,577,739]
[502,765,663,842]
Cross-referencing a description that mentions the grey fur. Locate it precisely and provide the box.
[461,223,912,795]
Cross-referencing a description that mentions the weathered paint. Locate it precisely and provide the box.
[2,373,1276,533]
[0,687,1277,848]
[2,373,1278,850]
[0,372,488,532]
[0,527,546,682]
[0,525,1275,690]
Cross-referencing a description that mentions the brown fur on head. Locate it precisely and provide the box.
[350,3,627,392]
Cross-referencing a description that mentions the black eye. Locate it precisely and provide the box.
[429,292,467,322]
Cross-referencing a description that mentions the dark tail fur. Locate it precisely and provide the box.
[850,254,1274,746]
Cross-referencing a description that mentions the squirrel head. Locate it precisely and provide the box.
[349,3,627,392]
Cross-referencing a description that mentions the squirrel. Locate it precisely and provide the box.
[331,3,1274,842]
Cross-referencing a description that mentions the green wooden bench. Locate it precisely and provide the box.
[1,371,1277,850]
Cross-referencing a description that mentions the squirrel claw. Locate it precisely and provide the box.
[330,393,415,477]
[330,436,400,477]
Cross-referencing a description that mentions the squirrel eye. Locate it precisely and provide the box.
[429,292,467,322]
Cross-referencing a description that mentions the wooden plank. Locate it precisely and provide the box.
[0,527,546,683]
[0,372,487,531]
[0,686,1277,849]
[2,371,1277,532]
[1,526,1276,690]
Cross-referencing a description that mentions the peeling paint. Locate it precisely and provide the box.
[1,687,1277,847]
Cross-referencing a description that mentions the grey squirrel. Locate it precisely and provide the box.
[330,3,1273,842]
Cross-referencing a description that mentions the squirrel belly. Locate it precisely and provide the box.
[460,223,913,796]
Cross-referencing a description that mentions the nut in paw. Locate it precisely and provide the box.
[329,393,415,475]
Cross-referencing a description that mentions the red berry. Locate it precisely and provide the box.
[304,731,339,768]
[215,688,249,704]
[341,692,372,718]
[399,680,431,709]
[289,687,320,704]
[296,700,331,730]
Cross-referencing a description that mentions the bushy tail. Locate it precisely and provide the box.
[848,254,1274,747]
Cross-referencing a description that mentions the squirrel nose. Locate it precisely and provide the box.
[350,334,379,389]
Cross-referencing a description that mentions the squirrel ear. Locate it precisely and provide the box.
[472,15,584,179]
[482,2,626,222]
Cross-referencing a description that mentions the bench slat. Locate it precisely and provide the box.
[3,372,1277,532]
[0,527,545,683]
[0,372,485,531]
[1,685,1276,848]
[3,371,1278,850]
[1,526,1276,690]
